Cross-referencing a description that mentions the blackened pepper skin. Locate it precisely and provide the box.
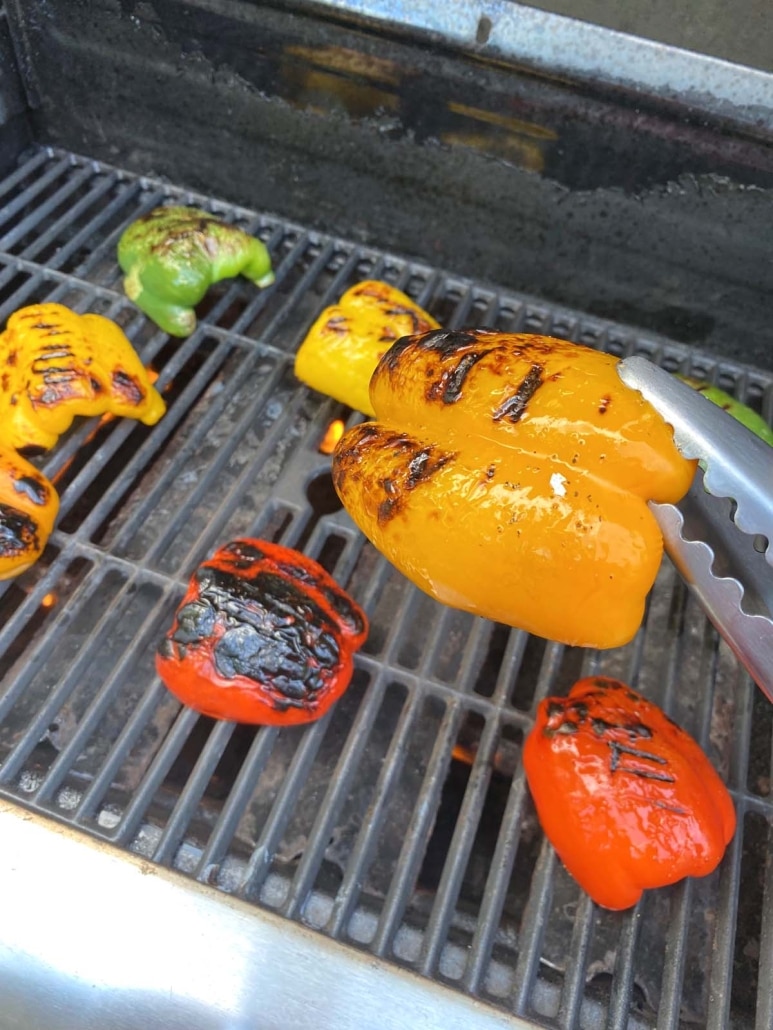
[156,539,368,725]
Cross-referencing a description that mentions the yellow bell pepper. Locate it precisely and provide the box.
[0,447,58,579]
[294,280,439,415]
[1,303,165,451]
[0,303,166,579]
[332,329,695,649]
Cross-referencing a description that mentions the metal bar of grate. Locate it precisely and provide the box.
[556,894,596,1030]
[151,718,239,867]
[282,678,392,920]
[111,705,203,846]
[238,713,334,901]
[418,715,500,976]
[756,817,773,1030]
[605,908,644,1030]
[0,163,98,250]
[0,146,766,1030]
[706,812,743,1030]
[369,700,466,955]
[462,772,532,996]
[72,681,168,824]
[656,879,695,1030]
[1,570,164,790]
[194,724,281,883]
[510,842,558,1017]
[0,153,75,232]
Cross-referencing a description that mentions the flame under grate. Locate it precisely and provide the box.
[0,146,771,1029]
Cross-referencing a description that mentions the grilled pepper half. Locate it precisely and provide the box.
[332,329,695,649]
[118,206,275,337]
[294,280,439,415]
[156,539,368,725]
[1,303,166,451]
[523,676,736,910]
[0,303,166,579]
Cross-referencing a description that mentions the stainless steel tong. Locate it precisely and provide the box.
[617,356,773,703]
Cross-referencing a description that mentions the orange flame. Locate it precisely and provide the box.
[319,418,345,455]
[451,744,476,766]
[41,592,58,608]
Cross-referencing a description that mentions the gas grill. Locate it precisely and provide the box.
[0,3,772,1028]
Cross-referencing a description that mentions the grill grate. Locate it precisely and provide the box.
[0,145,771,1028]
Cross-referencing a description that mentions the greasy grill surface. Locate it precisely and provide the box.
[0,146,771,1028]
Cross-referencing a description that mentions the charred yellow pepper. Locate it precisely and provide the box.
[0,447,58,579]
[294,280,439,415]
[332,330,695,649]
[0,303,166,579]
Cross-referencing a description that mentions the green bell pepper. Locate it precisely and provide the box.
[118,206,275,336]
[679,375,773,446]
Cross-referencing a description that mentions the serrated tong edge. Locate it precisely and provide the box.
[617,356,773,701]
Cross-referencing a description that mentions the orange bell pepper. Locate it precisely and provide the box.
[294,280,439,415]
[523,676,736,910]
[332,329,695,649]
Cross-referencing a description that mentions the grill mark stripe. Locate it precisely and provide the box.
[429,351,484,404]
[492,363,544,423]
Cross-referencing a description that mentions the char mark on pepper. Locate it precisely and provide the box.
[427,350,485,404]
[111,369,144,405]
[0,502,39,556]
[325,315,349,334]
[407,447,454,488]
[32,364,78,381]
[608,739,675,781]
[222,539,266,563]
[380,328,481,372]
[321,584,367,637]
[13,474,49,506]
[493,363,544,423]
[173,567,342,703]
[376,444,456,526]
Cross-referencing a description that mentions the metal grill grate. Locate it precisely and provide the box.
[0,145,771,1029]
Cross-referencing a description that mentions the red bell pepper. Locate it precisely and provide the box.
[156,539,368,725]
[523,676,736,910]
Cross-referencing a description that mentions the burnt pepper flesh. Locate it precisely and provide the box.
[156,539,368,725]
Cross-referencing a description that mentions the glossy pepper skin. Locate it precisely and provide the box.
[332,329,695,649]
[0,303,166,579]
[1,303,166,451]
[294,280,439,415]
[118,206,275,337]
[0,449,58,579]
[523,677,736,910]
[156,539,368,725]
